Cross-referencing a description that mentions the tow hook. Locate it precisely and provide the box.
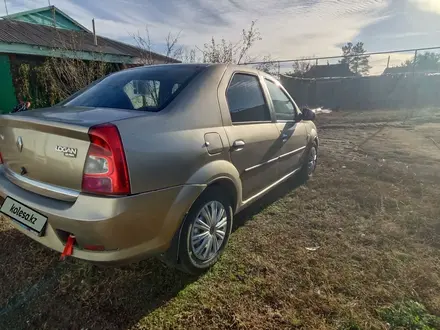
[60,234,76,261]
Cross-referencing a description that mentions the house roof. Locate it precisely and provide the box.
[3,6,90,32]
[302,63,356,78]
[0,18,178,63]
[382,67,412,75]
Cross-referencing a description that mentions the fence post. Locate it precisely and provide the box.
[411,49,418,109]
[412,50,418,76]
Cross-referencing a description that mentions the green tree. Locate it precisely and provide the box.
[340,42,371,75]
[401,52,440,72]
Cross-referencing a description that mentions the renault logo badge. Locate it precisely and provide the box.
[16,136,23,152]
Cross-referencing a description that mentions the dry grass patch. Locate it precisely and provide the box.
[0,108,439,329]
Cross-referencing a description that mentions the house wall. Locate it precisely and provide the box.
[0,55,17,113]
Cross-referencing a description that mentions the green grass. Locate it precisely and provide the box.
[378,301,440,330]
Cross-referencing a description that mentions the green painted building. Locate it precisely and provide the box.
[5,6,88,31]
[0,6,176,113]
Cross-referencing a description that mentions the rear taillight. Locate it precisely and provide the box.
[0,152,3,164]
[82,124,130,195]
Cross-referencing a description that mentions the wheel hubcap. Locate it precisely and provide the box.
[190,201,227,261]
[308,147,317,175]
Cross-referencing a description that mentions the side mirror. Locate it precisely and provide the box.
[11,101,31,113]
[302,107,316,121]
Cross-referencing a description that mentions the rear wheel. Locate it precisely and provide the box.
[176,187,233,274]
[298,142,318,182]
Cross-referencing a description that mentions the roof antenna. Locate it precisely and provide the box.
[48,0,51,5]
[4,0,9,16]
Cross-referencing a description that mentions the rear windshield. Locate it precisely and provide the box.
[63,65,206,111]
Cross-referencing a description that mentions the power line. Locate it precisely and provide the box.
[242,46,440,65]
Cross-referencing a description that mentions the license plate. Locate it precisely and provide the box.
[0,197,48,236]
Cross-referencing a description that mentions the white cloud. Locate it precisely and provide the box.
[1,0,390,61]
[410,0,440,14]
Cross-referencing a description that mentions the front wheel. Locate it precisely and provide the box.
[176,187,233,274]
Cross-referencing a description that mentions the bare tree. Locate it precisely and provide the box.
[165,31,184,60]
[291,59,313,77]
[182,48,197,63]
[132,21,261,65]
[14,31,114,107]
[44,56,110,100]
[236,21,261,64]
[255,55,280,76]
[199,21,261,64]
[132,27,183,65]
[201,37,234,64]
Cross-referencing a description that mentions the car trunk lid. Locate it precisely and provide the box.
[0,106,142,200]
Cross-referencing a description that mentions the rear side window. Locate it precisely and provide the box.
[226,73,271,123]
[64,65,206,111]
[123,80,161,109]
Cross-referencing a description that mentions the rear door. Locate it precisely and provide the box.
[263,77,308,177]
[221,72,280,202]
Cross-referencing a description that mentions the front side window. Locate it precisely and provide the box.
[226,73,271,123]
[265,79,297,121]
[64,65,206,111]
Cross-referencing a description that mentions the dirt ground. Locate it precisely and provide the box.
[1,108,439,329]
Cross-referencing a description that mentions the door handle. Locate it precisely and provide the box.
[232,140,245,151]
[281,133,288,142]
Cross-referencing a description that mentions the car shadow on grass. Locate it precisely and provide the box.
[233,176,304,231]
[0,177,306,330]
[1,247,199,329]
[0,227,58,308]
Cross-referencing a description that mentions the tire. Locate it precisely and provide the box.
[298,142,318,182]
[176,186,233,275]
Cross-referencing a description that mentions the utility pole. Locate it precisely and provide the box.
[92,19,98,46]
[4,0,9,16]
[51,4,56,27]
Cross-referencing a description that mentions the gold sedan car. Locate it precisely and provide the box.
[0,64,318,274]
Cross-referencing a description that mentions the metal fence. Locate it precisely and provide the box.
[241,46,440,110]
[242,46,440,78]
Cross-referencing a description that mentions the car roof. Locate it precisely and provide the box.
[125,63,267,76]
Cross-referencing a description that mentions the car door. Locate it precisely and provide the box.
[221,72,281,202]
[263,77,308,177]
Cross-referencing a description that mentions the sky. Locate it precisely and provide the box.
[1,0,440,75]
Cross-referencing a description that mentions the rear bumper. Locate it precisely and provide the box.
[0,166,205,263]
